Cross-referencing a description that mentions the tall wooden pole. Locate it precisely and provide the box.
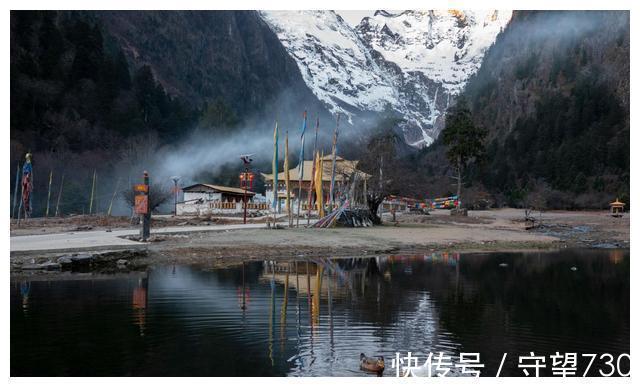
[285,130,292,227]
[296,111,307,228]
[12,164,20,219]
[316,151,325,218]
[107,177,121,217]
[363,176,367,207]
[329,114,340,209]
[45,170,53,218]
[140,171,150,240]
[271,121,279,227]
[16,171,24,225]
[307,117,320,225]
[55,174,64,217]
[242,171,248,224]
[89,169,96,215]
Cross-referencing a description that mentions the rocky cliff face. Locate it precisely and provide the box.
[260,10,511,147]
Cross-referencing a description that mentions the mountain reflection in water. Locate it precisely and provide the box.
[11,249,629,377]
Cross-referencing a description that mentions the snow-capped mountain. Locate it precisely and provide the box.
[258,11,398,119]
[260,10,512,147]
[358,10,512,94]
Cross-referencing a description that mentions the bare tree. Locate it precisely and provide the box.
[357,118,404,224]
[120,183,172,214]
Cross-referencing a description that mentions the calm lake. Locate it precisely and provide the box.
[11,249,629,377]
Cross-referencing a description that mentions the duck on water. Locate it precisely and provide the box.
[360,353,385,375]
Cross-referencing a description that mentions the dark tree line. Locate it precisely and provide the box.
[10,11,240,216]
[474,64,629,209]
[11,11,202,154]
[427,11,630,210]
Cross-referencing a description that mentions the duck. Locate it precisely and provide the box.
[360,353,385,374]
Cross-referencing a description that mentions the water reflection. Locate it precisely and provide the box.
[19,281,30,314]
[11,249,629,377]
[132,276,148,336]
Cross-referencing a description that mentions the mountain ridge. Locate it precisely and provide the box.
[260,10,512,147]
[418,10,630,209]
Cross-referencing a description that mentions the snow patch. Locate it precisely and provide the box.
[260,10,512,147]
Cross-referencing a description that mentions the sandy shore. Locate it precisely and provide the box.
[143,208,628,262]
[10,208,629,276]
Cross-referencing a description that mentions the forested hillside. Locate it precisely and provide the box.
[11,11,198,153]
[418,10,630,209]
[9,10,630,215]
[10,10,328,215]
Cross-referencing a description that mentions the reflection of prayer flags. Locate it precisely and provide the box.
[272,122,279,210]
[133,286,147,309]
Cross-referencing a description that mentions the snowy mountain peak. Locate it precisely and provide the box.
[259,11,397,123]
[358,9,511,93]
[260,10,512,147]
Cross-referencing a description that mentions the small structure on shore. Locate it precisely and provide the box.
[183,184,253,203]
[262,155,368,213]
[177,184,267,216]
[609,198,626,217]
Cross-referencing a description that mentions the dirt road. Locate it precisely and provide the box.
[10,223,285,253]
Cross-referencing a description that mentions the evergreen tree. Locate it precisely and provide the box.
[199,98,239,132]
[441,97,487,207]
[38,12,64,79]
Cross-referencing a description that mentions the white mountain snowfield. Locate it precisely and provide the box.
[359,10,512,93]
[260,10,512,147]
[259,11,399,118]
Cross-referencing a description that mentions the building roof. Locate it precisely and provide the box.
[261,156,369,182]
[182,183,255,196]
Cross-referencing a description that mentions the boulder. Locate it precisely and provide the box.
[71,253,94,264]
[56,253,94,268]
[57,255,74,266]
[42,261,62,270]
[21,261,61,271]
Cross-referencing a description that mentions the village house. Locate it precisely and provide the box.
[176,183,267,216]
[261,155,369,212]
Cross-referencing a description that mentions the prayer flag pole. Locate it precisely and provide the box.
[271,121,279,227]
[12,164,20,219]
[285,130,292,227]
[307,117,320,225]
[329,114,340,209]
[107,177,121,217]
[89,169,96,215]
[45,170,53,218]
[296,111,307,227]
[55,174,64,217]
[315,151,325,218]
